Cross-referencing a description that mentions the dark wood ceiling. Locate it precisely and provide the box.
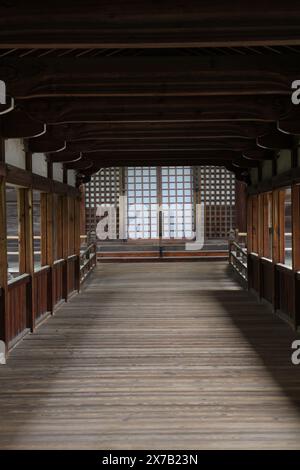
[1,1,300,183]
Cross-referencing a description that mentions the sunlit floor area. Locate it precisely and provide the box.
[0,262,300,449]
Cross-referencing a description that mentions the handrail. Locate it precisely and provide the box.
[68,254,78,261]
[229,240,248,283]
[34,265,50,273]
[53,258,65,266]
[276,263,293,273]
[8,273,30,288]
[80,243,96,259]
[79,242,97,282]
[230,240,247,256]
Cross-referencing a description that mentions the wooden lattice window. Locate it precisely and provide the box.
[198,166,235,239]
[126,167,158,239]
[161,166,193,239]
[85,168,120,241]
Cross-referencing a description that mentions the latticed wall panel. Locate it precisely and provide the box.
[126,167,158,239]
[85,168,120,241]
[198,166,235,239]
[85,166,235,242]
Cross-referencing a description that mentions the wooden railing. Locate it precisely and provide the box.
[67,254,78,296]
[229,240,248,284]
[52,259,65,307]
[275,264,295,324]
[260,257,275,305]
[7,274,31,348]
[2,244,97,353]
[80,243,97,283]
[33,266,51,324]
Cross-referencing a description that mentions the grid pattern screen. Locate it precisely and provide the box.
[161,167,193,239]
[126,167,158,239]
[85,168,120,240]
[198,166,235,239]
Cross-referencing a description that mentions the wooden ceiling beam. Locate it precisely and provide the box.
[242,149,276,160]
[1,1,300,48]
[68,157,234,169]
[78,149,241,162]
[277,119,300,135]
[256,131,295,149]
[0,97,14,115]
[62,137,257,153]
[29,139,66,154]
[18,95,290,124]
[2,56,299,98]
[47,122,274,140]
[0,109,46,138]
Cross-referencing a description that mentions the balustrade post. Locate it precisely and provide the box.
[74,197,81,292]
[0,170,8,355]
[62,196,69,301]
[18,188,35,331]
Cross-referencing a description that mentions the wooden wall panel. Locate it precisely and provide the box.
[0,175,8,346]
[247,183,300,329]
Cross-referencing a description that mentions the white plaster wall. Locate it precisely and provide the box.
[261,160,273,181]
[32,153,48,177]
[4,138,26,169]
[68,170,76,187]
[53,162,63,182]
[250,168,258,186]
[277,149,291,175]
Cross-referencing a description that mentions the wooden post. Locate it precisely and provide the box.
[272,189,281,311]
[292,184,300,271]
[74,196,81,292]
[19,188,35,330]
[62,195,69,301]
[79,184,86,241]
[41,191,55,312]
[235,180,247,235]
[246,195,253,254]
[0,173,8,351]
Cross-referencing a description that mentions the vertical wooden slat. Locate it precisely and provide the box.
[46,193,54,312]
[252,195,258,253]
[272,189,280,265]
[40,193,48,267]
[235,180,247,234]
[19,189,35,330]
[0,171,8,350]
[74,197,81,292]
[257,193,264,257]
[292,184,300,271]
[278,189,286,264]
[247,195,253,254]
[62,196,69,301]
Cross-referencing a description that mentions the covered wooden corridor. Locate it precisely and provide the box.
[0,262,300,450]
[3,1,300,453]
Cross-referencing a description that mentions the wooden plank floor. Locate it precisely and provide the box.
[1,262,300,449]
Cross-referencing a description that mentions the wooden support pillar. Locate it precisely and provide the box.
[235,180,247,234]
[74,196,81,292]
[62,195,69,301]
[0,172,8,351]
[41,191,55,312]
[246,195,253,254]
[79,184,86,242]
[292,184,300,271]
[47,161,53,180]
[291,184,300,326]
[118,167,127,241]
[272,189,284,311]
[272,152,278,178]
[63,167,68,185]
[19,188,35,330]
